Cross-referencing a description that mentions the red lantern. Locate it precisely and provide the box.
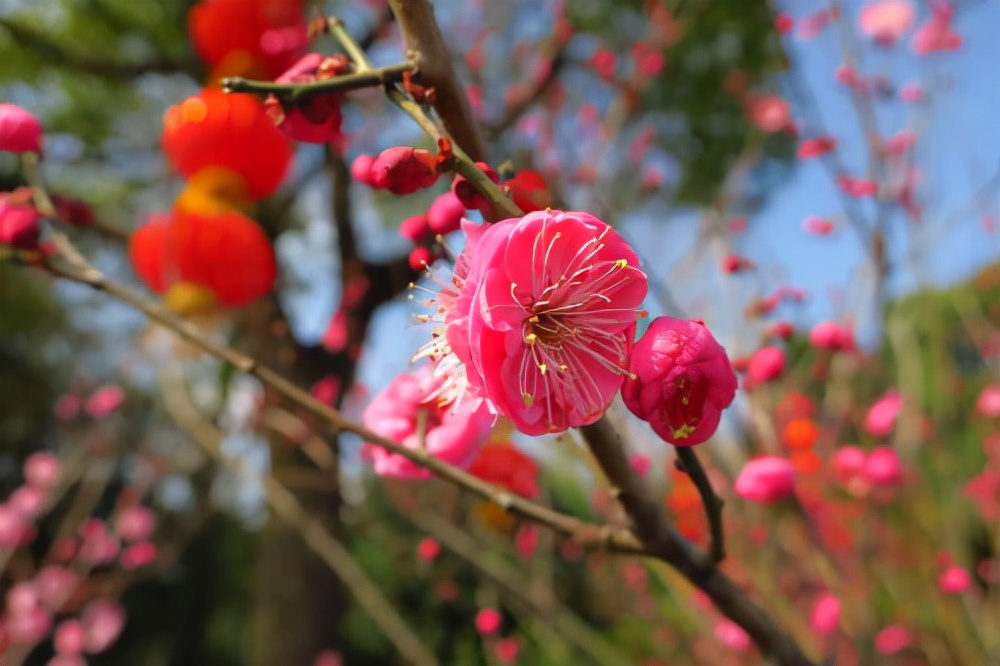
[162,89,292,201]
[130,209,277,310]
[188,0,308,81]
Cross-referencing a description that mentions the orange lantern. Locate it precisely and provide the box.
[162,89,292,201]
[130,209,277,312]
[188,0,307,81]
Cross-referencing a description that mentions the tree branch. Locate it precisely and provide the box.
[674,446,725,565]
[581,419,816,666]
[386,0,488,161]
[221,62,414,101]
[13,243,643,556]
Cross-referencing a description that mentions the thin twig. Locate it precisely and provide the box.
[674,446,725,565]
[221,62,414,100]
[19,249,642,555]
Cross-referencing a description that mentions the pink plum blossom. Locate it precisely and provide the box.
[80,599,126,654]
[33,565,80,609]
[810,593,841,635]
[119,541,158,569]
[938,564,971,594]
[975,384,1000,418]
[24,452,62,488]
[714,618,751,651]
[864,391,902,437]
[911,4,962,55]
[0,190,42,249]
[425,191,466,235]
[84,385,124,418]
[874,624,911,654]
[734,457,796,504]
[416,537,440,562]
[443,210,648,435]
[809,321,856,352]
[831,446,867,485]
[494,638,520,663]
[858,0,914,45]
[9,485,47,520]
[361,364,494,478]
[0,103,43,153]
[475,608,502,635]
[621,317,737,446]
[746,346,785,386]
[862,446,904,487]
[0,503,34,547]
[54,620,85,655]
[747,95,791,133]
[114,505,156,543]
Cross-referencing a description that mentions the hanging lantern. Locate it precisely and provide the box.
[162,89,292,201]
[130,209,277,312]
[188,0,308,81]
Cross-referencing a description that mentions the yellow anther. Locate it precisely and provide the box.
[615,259,629,269]
[538,363,548,376]
[525,333,538,345]
[522,393,534,407]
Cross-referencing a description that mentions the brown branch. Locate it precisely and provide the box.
[221,62,414,101]
[386,0,488,161]
[22,246,642,556]
[674,446,726,565]
[580,419,816,666]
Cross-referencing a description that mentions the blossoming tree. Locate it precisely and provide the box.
[1,1,998,665]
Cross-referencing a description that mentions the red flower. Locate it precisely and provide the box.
[0,188,42,249]
[622,317,737,446]
[265,53,351,144]
[162,89,292,201]
[188,0,308,80]
[0,103,43,154]
[130,209,277,310]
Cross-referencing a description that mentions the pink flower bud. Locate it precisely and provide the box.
[370,147,440,194]
[119,541,158,569]
[938,564,970,594]
[0,193,42,249]
[425,191,466,235]
[0,503,34,547]
[831,446,866,484]
[862,446,903,487]
[34,565,80,609]
[859,0,914,45]
[734,456,796,503]
[975,384,1000,418]
[746,346,785,386]
[798,137,837,160]
[350,154,377,186]
[24,452,62,488]
[874,624,911,654]
[114,505,156,543]
[54,620,85,655]
[84,385,124,418]
[81,599,126,654]
[864,391,902,437]
[809,321,855,351]
[0,103,43,154]
[7,582,40,616]
[720,254,754,274]
[399,214,429,243]
[6,606,52,644]
[747,95,791,133]
[810,593,841,635]
[494,638,520,664]
[408,247,433,271]
[622,318,737,446]
[515,524,538,560]
[714,618,751,651]
[416,537,440,562]
[9,485,47,520]
[474,608,502,635]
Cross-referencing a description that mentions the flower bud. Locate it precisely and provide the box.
[621,317,737,446]
[0,103,43,153]
[734,456,796,503]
